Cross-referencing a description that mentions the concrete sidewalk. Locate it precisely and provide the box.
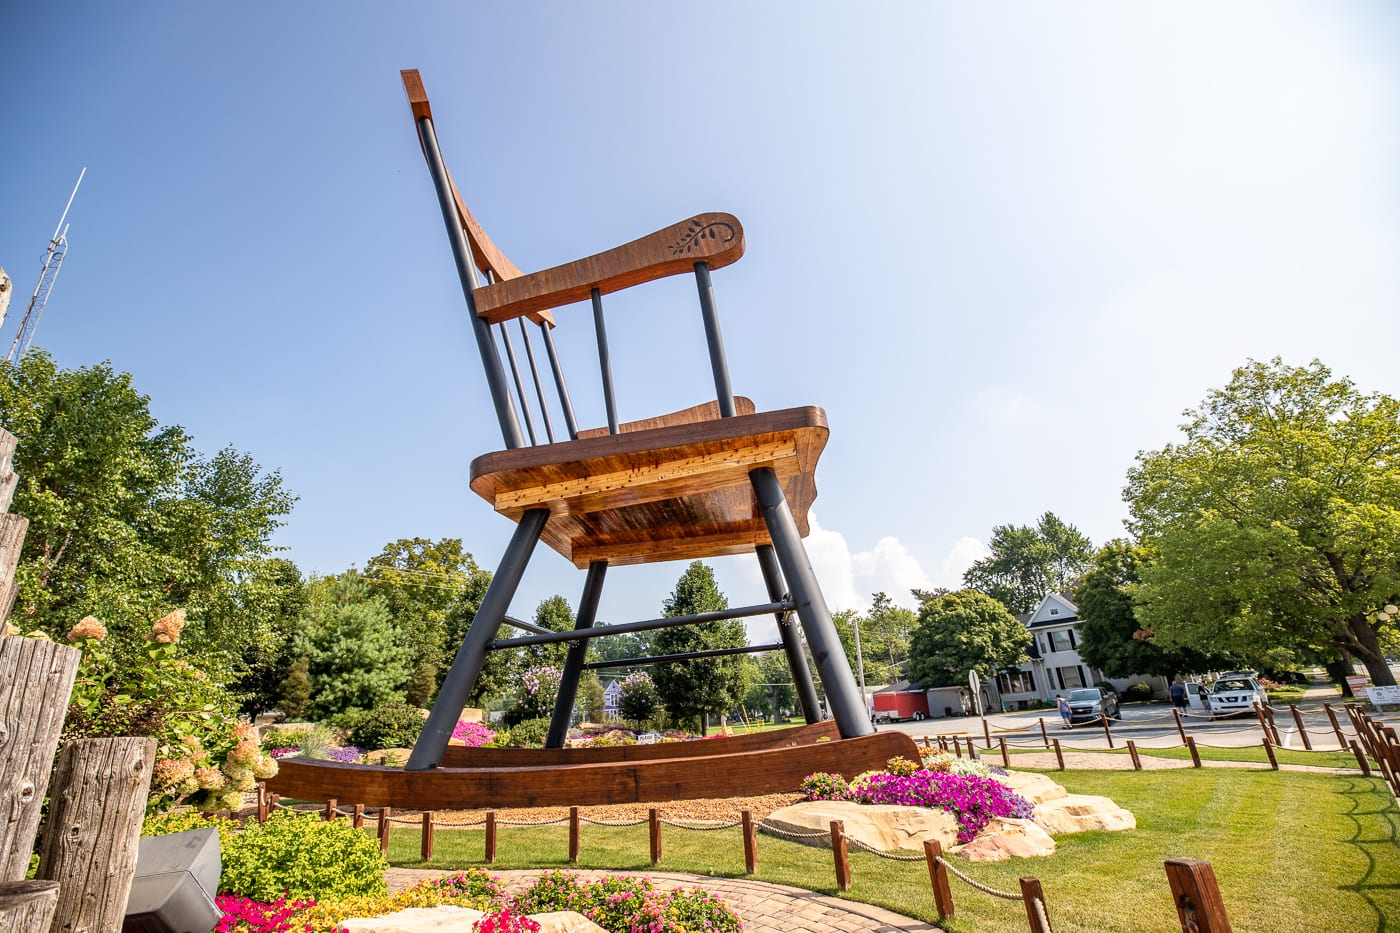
[386,867,942,933]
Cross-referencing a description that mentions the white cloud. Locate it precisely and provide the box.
[935,536,990,590]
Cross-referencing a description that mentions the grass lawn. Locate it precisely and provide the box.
[382,768,1400,933]
[998,739,1363,770]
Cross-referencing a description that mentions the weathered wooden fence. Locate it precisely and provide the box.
[0,428,155,932]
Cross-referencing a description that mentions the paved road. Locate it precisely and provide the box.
[881,681,1399,753]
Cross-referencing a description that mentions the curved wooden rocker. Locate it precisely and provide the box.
[269,731,919,810]
[268,70,886,812]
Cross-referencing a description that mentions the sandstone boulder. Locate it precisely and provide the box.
[998,770,1067,805]
[763,800,959,852]
[957,818,1056,862]
[1034,794,1136,835]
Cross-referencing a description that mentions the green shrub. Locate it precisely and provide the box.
[1123,682,1154,702]
[142,809,236,853]
[506,717,550,748]
[220,810,387,900]
[262,723,337,759]
[345,704,426,750]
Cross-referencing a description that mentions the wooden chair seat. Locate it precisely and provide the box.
[470,404,828,567]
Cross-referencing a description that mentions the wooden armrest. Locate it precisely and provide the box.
[471,213,745,324]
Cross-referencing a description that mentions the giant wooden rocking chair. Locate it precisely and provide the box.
[266,71,918,809]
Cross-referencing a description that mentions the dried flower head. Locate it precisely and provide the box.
[149,609,186,644]
[68,616,107,642]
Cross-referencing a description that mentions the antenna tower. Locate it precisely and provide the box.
[4,168,86,365]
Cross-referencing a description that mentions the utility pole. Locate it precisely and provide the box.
[4,168,85,364]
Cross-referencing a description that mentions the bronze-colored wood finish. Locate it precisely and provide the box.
[471,213,745,325]
[1020,877,1054,933]
[441,720,839,768]
[741,810,757,874]
[471,407,827,568]
[926,840,954,919]
[1164,858,1233,933]
[267,731,919,810]
[829,820,851,891]
[575,397,756,440]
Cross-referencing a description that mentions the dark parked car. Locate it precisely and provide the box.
[1065,686,1119,725]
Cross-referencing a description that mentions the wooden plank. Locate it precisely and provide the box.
[0,880,59,931]
[742,810,757,874]
[0,637,81,882]
[472,213,746,324]
[0,515,28,626]
[441,720,839,768]
[38,737,156,933]
[830,820,851,891]
[1020,877,1053,933]
[0,430,16,515]
[267,731,920,810]
[575,398,757,440]
[926,840,954,919]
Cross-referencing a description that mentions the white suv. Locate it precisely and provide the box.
[1207,676,1269,718]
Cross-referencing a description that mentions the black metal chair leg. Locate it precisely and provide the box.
[546,561,608,747]
[749,468,873,738]
[756,544,823,725]
[407,508,550,770]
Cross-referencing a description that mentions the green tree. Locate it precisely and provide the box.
[232,557,308,717]
[277,657,313,720]
[1125,359,1400,685]
[577,672,606,723]
[0,351,294,673]
[1073,541,1231,680]
[651,561,748,734]
[743,651,796,722]
[591,626,656,673]
[295,573,411,720]
[364,537,487,698]
[962,512,1094,614]
[526,594,577,668]
[617,671,659,728]
[907,590,1030,687]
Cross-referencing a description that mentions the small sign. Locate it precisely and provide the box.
[637,731,660,745]
[1365,686,1400,709]
[1346,675,1371,698]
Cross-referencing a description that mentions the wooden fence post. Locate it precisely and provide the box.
[485,810,497,863]
[1289,705,1312,750]
[353,804,365,829]
[1101,715,1114,749]
[1052,738,1065,771]
[1020,876,1053,933]
[256,782,268,823]
[1173,708,1187,745]
[1261,737,1279,770]
[1164,858,1232,933]
[0,637,81,881]
[1324,703,1347,750]
[1127,740,1142,771]
[378,806,392,852]
[421,811,434,862]
[741,810,756,874]
[324,798,338,821]
[1350,740,1372,777]
[647,808,659,867]
[982,718,992,749]
[38,737,156,933]
[0,516,27,626]
[952,736,962,758]
[1186,736,1202,769]
[999,736,1010,768]
[924,839,953,919]
[0,430,19,515]
[1039,718,1049,748]
[0,880,59,931]
[829,820,851,891]
[568,806,581,864]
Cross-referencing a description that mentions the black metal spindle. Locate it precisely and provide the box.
[499,322,538,445]
[540,323,579,440]
[592,287,620,434]
[518,319,555,443]
[693,262,736,417]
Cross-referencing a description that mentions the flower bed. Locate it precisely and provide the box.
[801,755,1034,844]
[214,869,742,933]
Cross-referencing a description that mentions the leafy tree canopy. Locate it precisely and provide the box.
[907,589,1030,687]
[1073,540,1232,680]
[652,561,748,733]
[1125,359,1400,685]
[0,350,294,675]
[962,512,1093,614]
[294,572,411,720]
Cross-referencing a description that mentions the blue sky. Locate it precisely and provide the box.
[2,3,1398,636]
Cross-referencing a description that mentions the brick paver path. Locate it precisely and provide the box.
[386,867,942,932]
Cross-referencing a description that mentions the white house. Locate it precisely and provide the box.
[995,592,1164,709]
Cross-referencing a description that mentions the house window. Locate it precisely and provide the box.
[1056,666,1084,689]
[1049,630,1074,653]
[997,670,1035,694]
[1050,608,1059,615]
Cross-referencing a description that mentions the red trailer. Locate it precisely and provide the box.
[872,689,929,722]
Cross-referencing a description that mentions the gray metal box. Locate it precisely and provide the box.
[122,827,221,933]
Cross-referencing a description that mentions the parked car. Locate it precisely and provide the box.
[1206,676,1269,718]
[1065,687,1119,725]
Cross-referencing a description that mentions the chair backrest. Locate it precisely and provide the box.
[401,69,749,453]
